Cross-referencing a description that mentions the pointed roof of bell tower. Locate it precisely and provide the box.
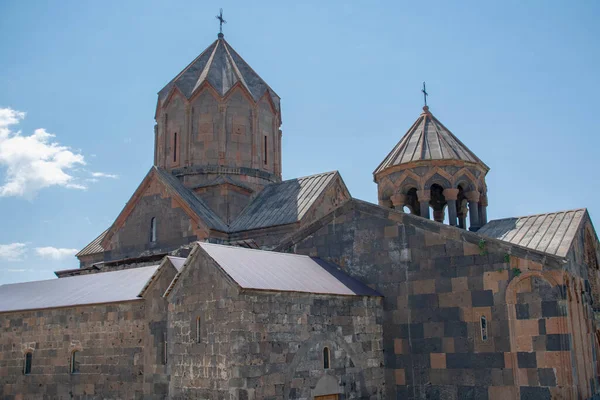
[374,106,488,176]
[157,33,280,112]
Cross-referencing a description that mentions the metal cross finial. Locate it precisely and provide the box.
[422,82,428,107]
[216,9,227,35]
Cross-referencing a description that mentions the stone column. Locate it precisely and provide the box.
[390,194,407,211]
[479,194,488,226]
[417,190,431,220]
[466,191,481,231]
[443,188,460,227]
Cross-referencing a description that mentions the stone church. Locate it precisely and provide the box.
[1,29,599,400]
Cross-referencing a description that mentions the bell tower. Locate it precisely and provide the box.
[153,29,282,223]
[374,105,489,231]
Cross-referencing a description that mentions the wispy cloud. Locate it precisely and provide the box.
[0,107,118,199]
[0,243,27,261]
[35,247,78,260]
[91,172,118,179]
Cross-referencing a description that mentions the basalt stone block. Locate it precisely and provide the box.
[519,386,551,400]
[538,319,546,335]
[517,352,537,368]
[538,368,556,387]
[516,304,530,320]
[471,290,494,307]
[446,352,504,369]
[399,323,425,339]
[409,294,438,309]
[541,301,567,318]
[444,321,468,337]
[435,278,453,293]
[410,338,443,354]
[546,334,570,351]
[457,385,489,400]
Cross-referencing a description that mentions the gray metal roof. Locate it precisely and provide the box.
[0,265,159,313]
[199,243,380,296]
[158,37,280,111]
[75,228,108,257]
[155,167,228,232]
[374,107,487,175]
[166,256,186,271]
[230,171,339,232]
[478,209,586,257]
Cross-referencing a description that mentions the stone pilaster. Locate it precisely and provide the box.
[443,188,460,227]
[417,190,431,220]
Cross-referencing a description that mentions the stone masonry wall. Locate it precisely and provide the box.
[0,301,146,399]
[167,248,384,399]
[279,200,597,400]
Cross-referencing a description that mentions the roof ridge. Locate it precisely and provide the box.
[280,170,338,182]
[199,242,314,259]
[485,208,587,223]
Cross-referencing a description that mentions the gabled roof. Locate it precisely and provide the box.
[166,242,380,297]
[158,36,280,111]
[0,265,160,313]
[478,209,587,258]
[154,167,228,231]
[75,228,108,257]
[230,171,343,232]
[374,106,488,176]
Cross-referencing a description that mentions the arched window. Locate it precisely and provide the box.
[323,347,330,369]
[173,132,178,162]
[150,217,157,243]
[70,350,80,374]
[23,352,32,375]
[263,136,268,165]
[480,316,488,341]
[196,317,201,343]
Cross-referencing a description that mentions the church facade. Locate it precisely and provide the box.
[1,31,599,400]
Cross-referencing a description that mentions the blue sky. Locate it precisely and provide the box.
[0,0,598,284]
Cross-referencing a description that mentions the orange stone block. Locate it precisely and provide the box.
[504,352,515,369]
[430,353,446,369]
[395,369,406,385]
[412,279,436,295]
[515,278,532,293]
[536,351,546,368]
[545,317,569,334]
[442,337,455,353]
[394,338,405,354]
[515,319,539,336]
[451,277,469,292]
[488,386,518,400]
[464,243,481,256]
[516,368,530,386]
[483,270,509,293]
[529,261,543,271]
[425,233,446,247]
[516,336,533,352]
[439,292,471,308]
[384,225,398,238]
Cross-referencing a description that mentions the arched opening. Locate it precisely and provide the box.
[429,184,447,223]
[405,188,420,216]
[173,132,178,162]
[196,316,201,343]
[70,350,80,374]
[23,352,32,375]
[150,217,157,243]
[323,346,330,369]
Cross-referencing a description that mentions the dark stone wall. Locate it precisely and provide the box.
[280,200,592,400]
[0,301,147,399]
[167,248,384,399]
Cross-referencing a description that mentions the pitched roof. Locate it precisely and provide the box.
[158,37,280,111]
[197,243,380,296]
[75,228,108,257]
[0,265,159,313]
[166,256,186,271]
[478,209,586,258]
[154,167,228,232]
[230,171,341,232]
[374,107,487,175]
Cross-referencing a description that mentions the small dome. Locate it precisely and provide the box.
[374,107,487,176]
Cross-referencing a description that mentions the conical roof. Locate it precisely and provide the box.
[158,35,280,111]
[374,106,487,176]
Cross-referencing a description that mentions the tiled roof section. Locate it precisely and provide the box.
[154,167,228,232]
[76,228,108,257]
[374,107,487,175]
[479,209,587,257]
[0,266,159,313]
[158,37,280,111]
[230,171,339,232]
[199,243,381,296]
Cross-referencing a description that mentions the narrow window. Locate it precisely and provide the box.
[480,316,488,341]
[323,347,330,369]
[173,132,177,162]
[150,217,157,243]
[70,350,80,374]
[196,317,201,343]
[23,352,32,375]
[263,136,267,165]
[163,332,168,365]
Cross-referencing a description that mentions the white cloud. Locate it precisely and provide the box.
[0,243,27,261]
[35,247,78,260]
[0,107,87,199]
[91,172,118,179]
